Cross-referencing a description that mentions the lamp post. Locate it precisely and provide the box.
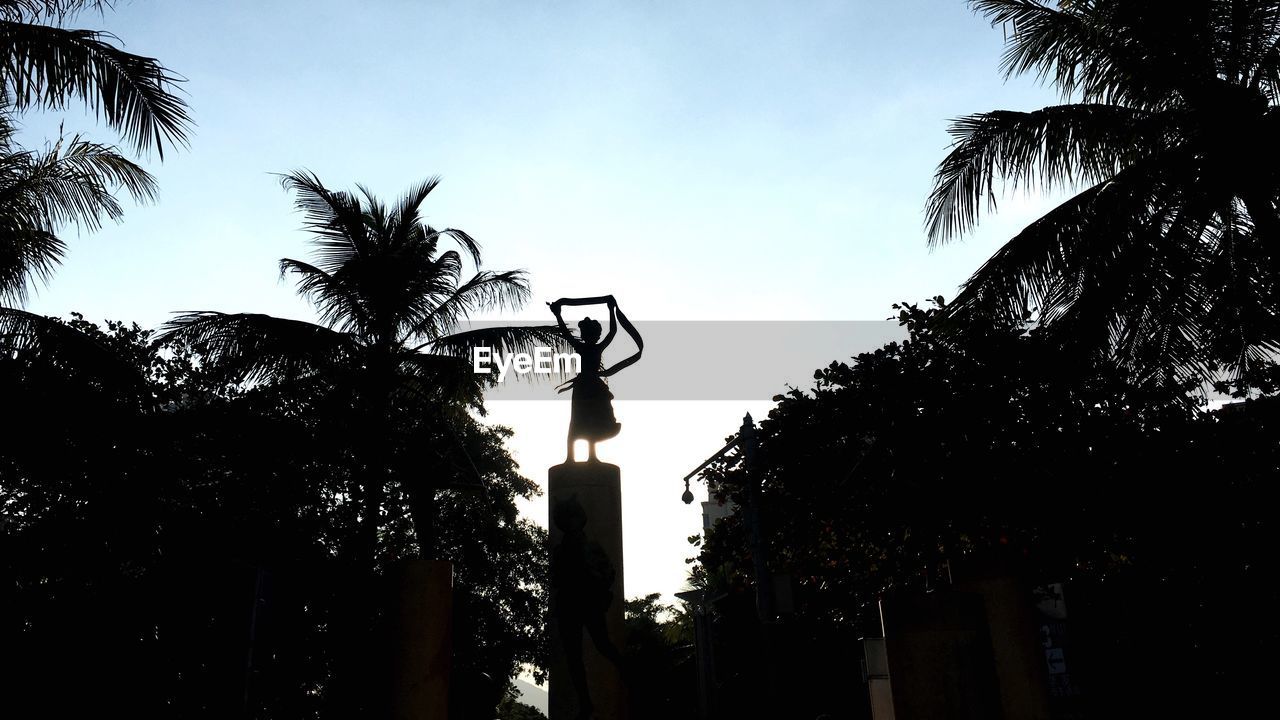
[682,413,778,718]
[683,412,773,622]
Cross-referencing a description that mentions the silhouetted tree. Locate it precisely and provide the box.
[160,171,562,565]
[155,173,563,716]
[497,684,549,720]
[928,0,1280,381]
[697,299,1280,718]
[623,593,698,720]
[1,314,550,718]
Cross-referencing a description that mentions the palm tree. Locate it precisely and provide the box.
[0,115,155,302]
[1,1,191,302]
[1,0,191,158]
[926,0,1280,382]
[159,171,564,564]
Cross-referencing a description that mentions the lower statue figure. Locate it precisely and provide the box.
[567,367,620,447]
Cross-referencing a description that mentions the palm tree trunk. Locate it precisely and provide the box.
[326,357,400,716]
[356,348,396,569]
[359,458,383,567]
[406,480,438,559]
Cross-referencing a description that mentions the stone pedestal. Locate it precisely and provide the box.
[548,461,627,720]
[390,559,453,720]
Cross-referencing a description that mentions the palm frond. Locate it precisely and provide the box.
[972,0,1117,97]
[0,305,147,394]
[391,176,442,247]
[948,162,1163,320]
[395,350,484,407]
[403,269,532,343]
[945,151,1221,382]
[1197,199,1280,376]
[0,2,112,22]
[969,0,1184,108]
[279,257,371,334]
[431,227,481,268]
[0,133,157,224]
[0,223,61,302]
[277,169,369,274]
[0,132,155,302]
[0,20,190,157]
[1212,0,1280,82]
[926,104,1170,243]
[157,311,358,386]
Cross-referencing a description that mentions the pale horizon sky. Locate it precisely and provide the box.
[15,0,1062,603]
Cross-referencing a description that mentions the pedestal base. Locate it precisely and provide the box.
[548,461,627,720]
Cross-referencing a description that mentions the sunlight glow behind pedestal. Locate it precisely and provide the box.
[488,401,773,603]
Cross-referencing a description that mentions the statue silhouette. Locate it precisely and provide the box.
[550,295,642,462]
[551,494,624,720]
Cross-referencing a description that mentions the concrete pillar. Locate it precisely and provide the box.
[548,460,627,720]
[957,575,1052,720]
[390,558,453,720]
[862,637,896,720]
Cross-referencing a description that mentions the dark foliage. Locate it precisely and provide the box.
[623,593,698,719]
[0,316,547,718]
[697,300,1280,718]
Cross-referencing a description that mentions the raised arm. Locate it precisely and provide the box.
[548,300,583,352]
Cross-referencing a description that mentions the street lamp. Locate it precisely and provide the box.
[682,412,779,717]
[682,435,736,504]
[681,412,773,622]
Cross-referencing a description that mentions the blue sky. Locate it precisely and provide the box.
[17,0,1062,601]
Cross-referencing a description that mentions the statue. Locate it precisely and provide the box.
[549,295,643,463]
[546,294,639,719]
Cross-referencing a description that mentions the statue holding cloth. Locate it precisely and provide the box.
[549,295,643,463]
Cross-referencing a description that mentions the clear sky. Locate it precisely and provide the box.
[17,0,1062,603]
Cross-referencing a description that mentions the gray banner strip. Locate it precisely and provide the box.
[472,320,906,401]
